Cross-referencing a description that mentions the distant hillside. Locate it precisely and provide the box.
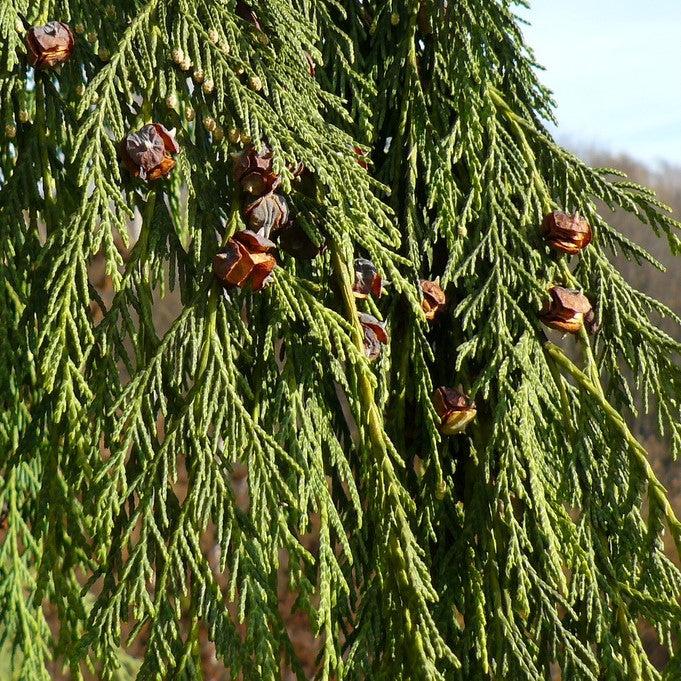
[583,149,681,670]
[584,149,681,325]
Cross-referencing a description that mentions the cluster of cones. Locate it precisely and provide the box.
[23,18,597,440]
[538,211,596,334]
[212,147,324,292]
[349,257,474,435]
[417,210,596,438]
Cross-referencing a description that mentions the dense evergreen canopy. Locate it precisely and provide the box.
[2,1,681,678]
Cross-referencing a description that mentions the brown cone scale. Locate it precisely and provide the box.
[213,230,276,292]
[244,193,289,238]
[432,387,477,435]
[27,22,75,69]
[539,286,593,334]
[352,258,382,299]
[541,211,592,254]
[121,124,180,181]
[420,280,446,321]
[358,312,388,361]
[233,146,280,196]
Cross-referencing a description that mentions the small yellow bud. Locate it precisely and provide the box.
[18,110,29,123]
[249,75,262,91]
[105,5,116,18]
[227,128,240,144]
[171,48,184,64]
[257,33,269,46]
[5,124,16,139]
[86,31,97,44]
[213,126,224,142]
[457,225,468,238]
[165,94,178,109]
[192,69,204,84]
[75,84,85,97]
[202,116,216,132]
[75,23,85,35]
[240,133,251,145]
[98,48,110,61]
[390,12,400,26]
[202,79,214,95]
[185,107,195,122]
[207,29,219,44]
[180,58,192,71]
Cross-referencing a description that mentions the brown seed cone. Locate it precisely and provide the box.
[213,231,276,292]
[362,326,382,362]
[233,146,280,196]
[278,221,325,260]
[121,123,179,181]
[539,286,593,334]
[353,145,368,169]
[358,312,388,345]
[432,387,477,435]
[541,211,592,254]
[420,280,446,321]
[27,22,75,69]
[243,193,289,238]
[352,258,382,299]
[235,1,262,30]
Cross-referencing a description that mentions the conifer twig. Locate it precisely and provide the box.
[544,341,681,553]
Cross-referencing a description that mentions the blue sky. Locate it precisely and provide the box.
[519,1,681,165]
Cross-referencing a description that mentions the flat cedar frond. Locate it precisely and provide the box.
[2,1,681,679]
